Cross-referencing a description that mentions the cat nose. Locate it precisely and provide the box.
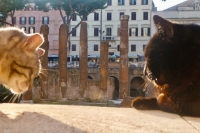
[28,86,31,90]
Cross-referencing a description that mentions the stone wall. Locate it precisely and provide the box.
[32,69,115,102]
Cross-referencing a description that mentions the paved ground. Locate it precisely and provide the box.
[0,103,199,133]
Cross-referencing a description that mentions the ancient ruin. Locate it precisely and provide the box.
[23,15,146,102]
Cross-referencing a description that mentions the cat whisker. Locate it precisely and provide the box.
[41,68,50,71]
[3,93,12,101]
[39,72,48,78]
[17,94,22,103]
[0,89,10,97]
[8,94,15,103]
[38,75,44,82]
[40,67,49,72]
[12,94,19,103]
[11,95,16,103]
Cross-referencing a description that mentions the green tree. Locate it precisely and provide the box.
[35,0,107,35]
[0,0,27,26]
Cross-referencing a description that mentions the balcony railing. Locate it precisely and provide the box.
[102,36,115,41]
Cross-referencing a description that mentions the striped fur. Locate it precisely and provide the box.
[0,27,44,94]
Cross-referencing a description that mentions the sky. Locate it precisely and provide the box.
[153,0,187,11]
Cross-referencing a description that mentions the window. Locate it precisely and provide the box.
[117,45,120,51]
[94,44,98,51]
[109,52,114,55]
[94,28,99,36]
[20,17,26,25]
[107,0,112,6]
[21,27,26,32]
[28,27,35,33]
[72,44,76,51]
[143,45,146,51]
[107,13,112,21]
[42,16,49,24]
[118,0,124,5]
[129,28,138,36]
[131,12,136,20]
[72,28,76,36]
[141,27,150,36]
[72,14,76,21]
[143,12,148,20]
[106,28,112,36]
[119,12,124,20]
[13,17,16,25]
[29,16,35,24]
[64,16,68,24]
[130,0,136,5]
[131,45,136,51]
[142,0,148,5]
[94,13,99,21]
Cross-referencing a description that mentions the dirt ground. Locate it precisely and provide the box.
[0,103,200,133]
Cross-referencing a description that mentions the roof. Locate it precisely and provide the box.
[164,0,197,11]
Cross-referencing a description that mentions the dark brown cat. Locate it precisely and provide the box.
[0,27,44,95]
[132,15,200,117]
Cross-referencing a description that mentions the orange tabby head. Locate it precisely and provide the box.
[0,27,44,94]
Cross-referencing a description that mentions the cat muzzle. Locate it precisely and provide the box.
[144,63,157,81]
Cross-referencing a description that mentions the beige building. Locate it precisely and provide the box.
[7,0,152,60]
[151,0,200,36]
[70,0,152,61]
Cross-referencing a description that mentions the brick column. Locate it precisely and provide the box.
[79,22,88,97]
[100,41,109,91]
[119,15,129,98]
[59,24,68,98]
[39,25,49,99]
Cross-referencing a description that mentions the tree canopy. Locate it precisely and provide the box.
[35,0,107,34]
[0,0,27,26]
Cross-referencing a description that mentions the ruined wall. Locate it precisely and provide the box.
[32,69,115,102]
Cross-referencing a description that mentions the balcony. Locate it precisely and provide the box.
[102,36,115,41]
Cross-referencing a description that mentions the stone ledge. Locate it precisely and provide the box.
[0,103,199,133]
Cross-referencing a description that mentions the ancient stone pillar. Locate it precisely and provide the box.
[79,22,88,97]
[39,25,49,99]
[119,15,129,98]
[100,41,109,91]
[59,24,68,98]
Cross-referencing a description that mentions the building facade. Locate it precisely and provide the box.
[70,0,152,59]
[7,0,152,60]
[151,0,200,36]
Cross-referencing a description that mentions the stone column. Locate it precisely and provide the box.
[100,41,109,91]
[39,25,49,99]
[119,15,129,98]
[59,24,68,98]
[79,22,88,97]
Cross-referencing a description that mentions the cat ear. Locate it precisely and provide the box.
[37,48,45,57]
[153,15,174,38]
[24,33,44,50]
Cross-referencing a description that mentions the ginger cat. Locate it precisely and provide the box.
[0,27,44,94]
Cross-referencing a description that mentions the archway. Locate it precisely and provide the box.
[110,76,119,100]
[130,77,145,97]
